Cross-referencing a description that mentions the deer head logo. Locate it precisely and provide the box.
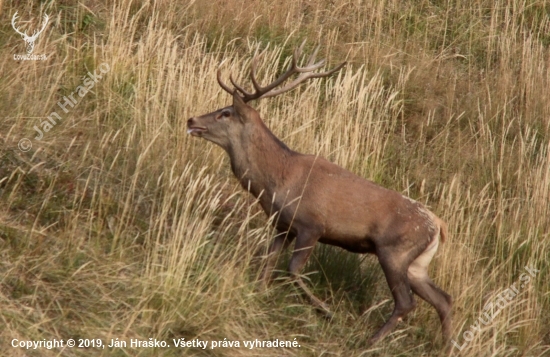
[11,12,50,54]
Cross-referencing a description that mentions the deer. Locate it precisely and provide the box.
[11,12,50,54]
[187,42,452,345]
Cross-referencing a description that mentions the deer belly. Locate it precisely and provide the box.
[318,234,375,254]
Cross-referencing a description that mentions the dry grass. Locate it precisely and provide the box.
[0,0,549,356]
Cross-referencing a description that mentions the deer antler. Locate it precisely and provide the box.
[217,41,346,102]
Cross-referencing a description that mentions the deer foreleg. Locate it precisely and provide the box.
[260,231,294,287]
[288,229,332,316]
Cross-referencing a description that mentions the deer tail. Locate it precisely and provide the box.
[435,216,448,243]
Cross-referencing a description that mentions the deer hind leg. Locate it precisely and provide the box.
[287,229,332,317]
[407,235,453,341]
[368,248,418,345]
[260,231,295,287]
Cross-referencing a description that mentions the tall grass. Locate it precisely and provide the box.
[0,0,548,356]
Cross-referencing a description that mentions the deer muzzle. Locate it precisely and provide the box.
[186,118,207,137]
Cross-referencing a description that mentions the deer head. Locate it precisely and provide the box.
[187,42,345,150]
[12,12,50,54]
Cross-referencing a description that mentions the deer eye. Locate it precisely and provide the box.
[221,109,231,118]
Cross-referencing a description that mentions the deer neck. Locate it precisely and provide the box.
[227,120,293,199]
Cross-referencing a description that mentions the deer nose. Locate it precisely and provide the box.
[187,118,195,127]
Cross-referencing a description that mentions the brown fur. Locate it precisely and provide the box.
[188,91,452,345]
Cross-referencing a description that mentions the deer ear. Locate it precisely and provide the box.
[232,91,253,122]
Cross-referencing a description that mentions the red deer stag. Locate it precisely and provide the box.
[187,43,452,345]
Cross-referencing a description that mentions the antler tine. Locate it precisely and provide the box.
[294,45,326,73]
[217,68,235,95]
[294,40,307,62]
[229,74,254,97]
[249,57,262,93]
[306,45,320,66]
[308,60,347,78]
[295,59,326,73]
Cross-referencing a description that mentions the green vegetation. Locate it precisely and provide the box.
[0,0,548,356]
